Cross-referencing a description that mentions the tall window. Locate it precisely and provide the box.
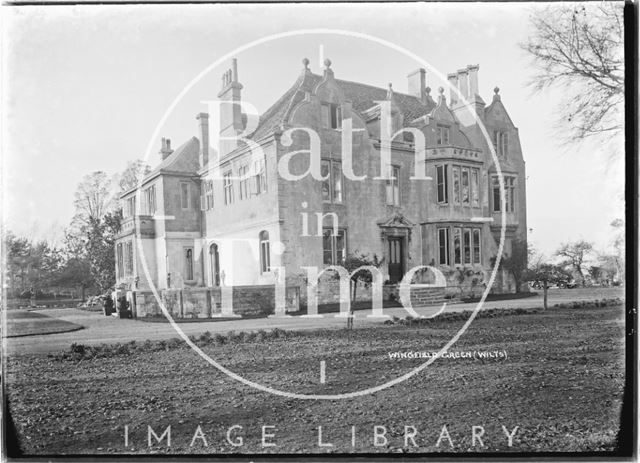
[259,231,270,273]
[239,165,249,200]
[463,229,471,264]
[321,159,343,204]
[323,228,346,265]
[471,169,479,207]
[436,165,448,204]
[461,168,470,204]
[322,103,342,129]
[204,179,214,210]
[145,185,156,215]
[437,228,449,265]
[124,196,136,218]
[386,165,400,205]
[125,241,133,276]
[451,165,480,208]
[473,229,481,264]
[223,171,234,205]
[493,130,509,157]
[185,248,194,281]
[452,167,460,204]
[492,175,516,212]
[180,182,190,209]
[437,125,450,145]
[453,227,462,265]
[116,243,124,278]
[254,158,267,195]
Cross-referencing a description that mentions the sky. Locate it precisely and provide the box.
[2,2,625,257]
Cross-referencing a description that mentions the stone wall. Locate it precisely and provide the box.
[131,285,299,319]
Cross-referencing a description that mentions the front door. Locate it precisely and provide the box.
[388,237,404,283]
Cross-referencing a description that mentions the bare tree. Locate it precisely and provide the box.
[117,160,151,193]
[555,240,594,286]
[72,171,116,228]
[521,3,624,146]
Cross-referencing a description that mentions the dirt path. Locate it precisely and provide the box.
[4,287,623,356]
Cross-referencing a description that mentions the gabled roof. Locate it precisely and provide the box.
[149,136,200,175]
[121,137,201,198]
[249,71,438,140]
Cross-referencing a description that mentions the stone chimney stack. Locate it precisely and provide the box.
[457,68,469,100]
[160,137,173,160]
[197,112,209,168]
[217,58,244,156]
[467,64,479,97]
[447,73,459,105]
[407,68,427,103]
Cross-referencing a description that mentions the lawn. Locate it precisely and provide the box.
[4,303,626,455]
[4,311,84,337]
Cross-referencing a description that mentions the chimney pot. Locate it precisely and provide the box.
[159,137,174,160]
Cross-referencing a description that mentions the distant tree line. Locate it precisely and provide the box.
[4,160,150,300]
[496,219,625,309]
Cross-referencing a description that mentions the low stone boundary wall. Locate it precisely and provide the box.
[131,285,300,319]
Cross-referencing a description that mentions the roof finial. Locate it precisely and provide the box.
[324,58,332,69]
[425,86,431,95]
[387,82,394,99]
[302,57,309,70]
[437,86,446,106]
[493,86,501,102]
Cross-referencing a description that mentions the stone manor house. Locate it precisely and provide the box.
[114,58,527,317]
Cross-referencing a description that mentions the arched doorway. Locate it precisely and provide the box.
[209,243,220,287]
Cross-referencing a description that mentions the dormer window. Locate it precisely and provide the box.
[437,125,450,145]
[322,103,342,129]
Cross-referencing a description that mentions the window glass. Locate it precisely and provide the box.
[463,229,471,264]
[461,168,469,204]
[438,228,449,265]
[322,228,346,264]
[332,161,343,203]
[473,229,481,264]
[322,229,333,264]
[330,104,342,129]
[452,167,460,204]
[471,169,479,207]
[205,180,214,210]
[223,172,234,205]
[436,165,448,203]
[335,230,346,264]
[259,231,270,273]
[321,160,331,202]
[239,165,249,200]
[185,248,193,280]
[453,228,461,264]
[386,166,400,205]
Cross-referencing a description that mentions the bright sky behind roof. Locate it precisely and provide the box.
[2,2,625,257]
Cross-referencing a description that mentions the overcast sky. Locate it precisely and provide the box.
[2,2,625,256]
